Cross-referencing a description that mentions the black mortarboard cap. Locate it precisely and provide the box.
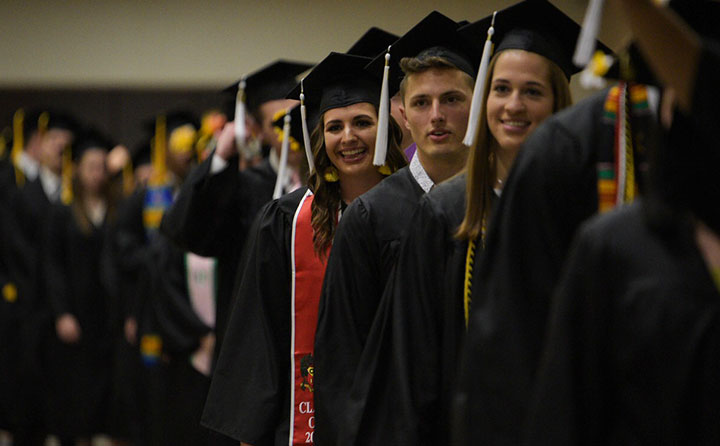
[21,108,45,136]
[603,0,720,85]
[164,110,198,134]
[365,11,480,96]
[223,60,313,113]
[347,27,399,58]
[460,0,609,79]
[73,127,113,161]
[272,104,304,152]
[43,109,80,136]
[287,52,380,119]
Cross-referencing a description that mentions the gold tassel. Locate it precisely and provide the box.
[12,109,25,187]
[323,167,339,182]
[60,145,73,204]
[122,161,135,196]
[38,112,49,136]
[150,115,167,186]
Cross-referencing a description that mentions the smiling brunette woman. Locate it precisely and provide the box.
[201,51,406,446]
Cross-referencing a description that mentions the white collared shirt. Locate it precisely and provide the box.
[39,166,61,202]
[409,153,434,194]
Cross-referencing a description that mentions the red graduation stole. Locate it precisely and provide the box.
[290,190,328,445]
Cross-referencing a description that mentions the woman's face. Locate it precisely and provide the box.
[323,102,379,179]
[486,50,555,154]
[77,148,108,195]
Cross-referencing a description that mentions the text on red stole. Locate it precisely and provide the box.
[292,194,328,445]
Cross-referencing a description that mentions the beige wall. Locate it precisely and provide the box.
[1,0,596,89]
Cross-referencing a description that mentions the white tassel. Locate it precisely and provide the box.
[234,78,247,149]
[273,113,291,199]
[299,79,315,174]
[373,46,391,167]
[463,11,496,148]
[573,0,605,68]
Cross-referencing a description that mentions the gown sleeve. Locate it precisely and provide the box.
[44,204,71,318]
[160,153,247,258]
[460,102,605,443]
[201,198,292,445]
[313,199,382,445]
[521,221,611,445]
[346,196,459,446]
[151,237,212,355]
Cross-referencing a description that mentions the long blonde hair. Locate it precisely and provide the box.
[456,51,572,241]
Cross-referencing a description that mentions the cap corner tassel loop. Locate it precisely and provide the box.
[235,77,248,150]
[273,112,292,199]
[462,11,497,148]
[373,46,391,167]
[299,79,316,174]
[573,0,606,68]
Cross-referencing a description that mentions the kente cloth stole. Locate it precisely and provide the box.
[597,82,649,213]
[289,190,329,445]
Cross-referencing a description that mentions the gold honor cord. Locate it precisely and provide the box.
[463,238,477,329]
[623,84,636,203]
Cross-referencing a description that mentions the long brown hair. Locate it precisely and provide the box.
[456,51,572,241]
[71,152,119,234]
[308,106,407,256]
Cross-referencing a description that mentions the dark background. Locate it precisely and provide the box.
[1,88,229,149]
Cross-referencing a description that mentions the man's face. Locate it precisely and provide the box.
[41,128,73,174]
[259,99,300,151]
[259,99,301,167]
[399,67,472,160]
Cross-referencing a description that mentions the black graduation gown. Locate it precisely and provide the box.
[456,88,658,444]
[44,203,114,437]
[0,182,27,431]
[151,234,215,445]
[524,201,720,445]
[112,187,168,446]
[201,188,307,446]
[313,166,424,445]
[340,175,469,446]
[690,39,720,151]
[160,154,276,362]
[7,176,57,433]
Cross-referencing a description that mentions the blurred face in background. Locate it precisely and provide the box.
[41,128,73,175]
[77,148,108,196]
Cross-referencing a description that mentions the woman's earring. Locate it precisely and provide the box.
[324,166,339,182]
[377,165,392,176]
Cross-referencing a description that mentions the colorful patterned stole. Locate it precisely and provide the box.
[289,190,329,445]
[597,82,650,213]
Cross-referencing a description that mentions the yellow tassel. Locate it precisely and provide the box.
[38,112,49,136]
[323,167,339,182]
[12,109,25,187]
[377,164,392,176]
[151,115,167,186]
[122,161,134,196]
[60,145,73,205]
